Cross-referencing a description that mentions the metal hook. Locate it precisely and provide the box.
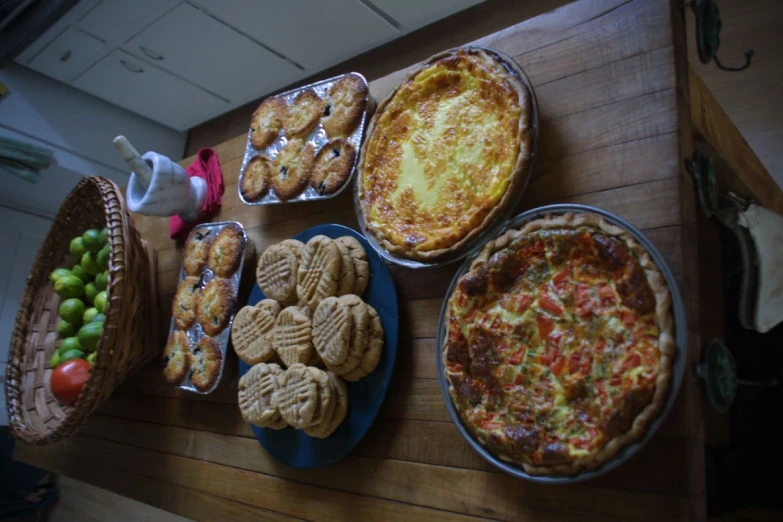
[714,48,754,72]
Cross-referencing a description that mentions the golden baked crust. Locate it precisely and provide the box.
[240,155,272,202]
[183,228,213,276]
[198,278,235,336]
[357,47,532,261]
[208,226,244,278]
[442,212,675,476]
[310,139,356,195]
[285,89,325,137]
[272,139,315,201]
[321,74,367,137]
[172,276,201,329]
[250,96,288,149]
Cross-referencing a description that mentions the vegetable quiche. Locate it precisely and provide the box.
[442,212,675,475]
[357,47,532,261]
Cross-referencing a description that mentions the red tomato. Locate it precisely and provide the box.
[551,355,565,376]
[509,348,526,365]
[51,359,91,406]
[536,312,554,340]
[598,283,616,305]
[540,293,563,315]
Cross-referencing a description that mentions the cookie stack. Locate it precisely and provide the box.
[163,224,247,392]
[241,73,369,202]
[232,233,383,437]
[238,363,348,438]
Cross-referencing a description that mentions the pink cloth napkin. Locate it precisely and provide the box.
[169,148,224,240]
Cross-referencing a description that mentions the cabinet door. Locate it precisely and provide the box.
[27,27,105,82]
[73,50,226,131]
[125,3,302,104]
[193,0,399,71]
[370,0,484,31]
[77,0,178,45]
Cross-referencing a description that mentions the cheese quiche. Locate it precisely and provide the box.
[442,212,675,475]
[357,47,532,261]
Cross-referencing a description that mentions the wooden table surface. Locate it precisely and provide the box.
[21,0,778,519]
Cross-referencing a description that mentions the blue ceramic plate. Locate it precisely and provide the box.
[239,224,398,467]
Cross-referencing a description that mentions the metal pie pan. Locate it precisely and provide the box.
[354,46,540,269]
[435,204,689,483]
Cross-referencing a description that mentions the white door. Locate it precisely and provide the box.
[0,206,53,425]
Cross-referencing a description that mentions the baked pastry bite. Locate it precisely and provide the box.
[198,278,234,336]
[163,330,191,386]
[336,236,369,296]
[183,228,213,276]
[208,226,244,277]
[250,96,288,149]
[240,155,272,202]
[296,235,341,309]
[238,362,284,427]
[256,243,299,302]
[191,337,223,392]
[310,139,356,196]
[285,89,325,137]
[231,299,280,365]
[271,138,315,201]
[172,276,201,329]
[322,74,367,137]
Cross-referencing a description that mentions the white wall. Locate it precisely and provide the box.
[0,206,53,426]
[0,63,186,217]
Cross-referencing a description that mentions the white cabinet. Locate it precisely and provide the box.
[124,3,302,104]
[369,0,485,30]
[77,0,178,45]
[27,27,105,82]
[193,0,399,71]
[73,50,226,131]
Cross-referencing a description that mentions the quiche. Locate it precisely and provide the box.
[357,47,532,262]
[442,212,675,476]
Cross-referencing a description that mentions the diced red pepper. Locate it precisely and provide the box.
[598,283,615,305]
[576,284,594,318]
[518,294,533,313]
[553,268,569,285]
[539,292,563,315]
[569,352,582,374]
[514,374,525,385]
[509,348,525,365]
[571,437,589,449]
[622,352,642,371]
[456,292,467,307]
[537,312,554,340]
[610,376,622,386]
[551,355,565,376]
[621,310,637,328]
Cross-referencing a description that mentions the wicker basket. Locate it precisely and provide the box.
[4,176,158,444]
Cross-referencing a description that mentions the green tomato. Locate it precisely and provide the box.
[69,237,86,259]
[81,252,101,276]
[60,349,85,363]
[87,352,97,364]
[58,298,85,324]
[58,336,82,355]
[50,351,61,369]
[77,321,103,352]
[83,307,100,323]
[71,264,92,283]
[99,227,109,245]
[94,291,108,313]
[97,245,110,271]
[50,268,72,284]
[84,282,98,304]
[54,275,84,299]
[90,313,105,324]
[56,320,78,339]
[82,229,102,253]
[95,271,108,291]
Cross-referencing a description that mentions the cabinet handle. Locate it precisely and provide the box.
[120,59,144,73]
[60,50,71,62]
[140,46,164,60]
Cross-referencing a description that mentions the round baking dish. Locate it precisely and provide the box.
[435,204,688,483]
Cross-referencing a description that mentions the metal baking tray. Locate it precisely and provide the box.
[354,46,540,269]
[166,221,254,394]
[435,204,689,483]
[237,72,374,205]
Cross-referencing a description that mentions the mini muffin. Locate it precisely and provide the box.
[271,138,315,201]
[310,139,356,195]
[321,74,367,137]
[285,89,325,137]
[208,226,244,278]
[183,228,213,276]
[190,337,223,392]
[240,155,272,202]
[163,330,191,386]
[198,278,235,336]
[250,96,288,149]
[172,276,201,329]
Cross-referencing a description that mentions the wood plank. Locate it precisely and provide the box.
[48,429,694,522]
[15,438,501,522]
[15,446,299,522]
[79,415,700,500]
[689,67,783,216]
